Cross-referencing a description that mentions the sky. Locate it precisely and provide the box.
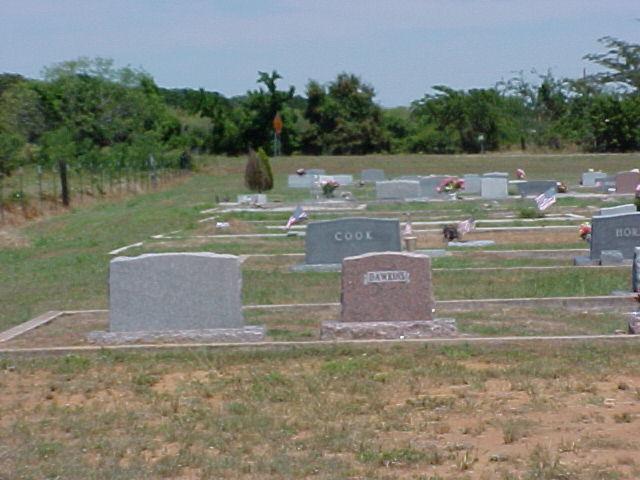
[1,0,638,107]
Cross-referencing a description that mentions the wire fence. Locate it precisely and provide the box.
[0,163,189,225]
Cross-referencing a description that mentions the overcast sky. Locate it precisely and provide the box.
[2,0,638,106]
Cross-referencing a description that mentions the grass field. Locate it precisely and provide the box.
[2,152,640,479]
[2,342,640,479]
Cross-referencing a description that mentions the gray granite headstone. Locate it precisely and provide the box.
[590,213,640,260]
[304,218,401,265]
[375,180,421,199]
[419,176,447,197]
[463,174,481,194]
[633,247,640,292]
[481,177,508,199]
[484,172,509,178]
[582,171,607,187]
[516,181,558,197]
[288,174,314,189]
[361,169,386,182]
[599,204,637,216]
[109,253,244,332]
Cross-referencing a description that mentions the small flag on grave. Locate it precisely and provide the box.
[285,205,308,229]
[457,218,476,235]
[535,187,556,211]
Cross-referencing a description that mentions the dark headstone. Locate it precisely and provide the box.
[516,181,558,197]
[590,213,640,260]
[304,218,401,265]
[615,172,640,194]
[633,247,640,292]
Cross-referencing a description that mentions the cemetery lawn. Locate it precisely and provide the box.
[2,342,640,479]
[1,153,639,333]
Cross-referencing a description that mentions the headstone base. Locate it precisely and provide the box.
[290,263,342,272]
[448,240,496,247]
[87,326,266,345]
[320,319,457,340]
[415,249,449,257]
[600,250,624,265]
[627,313,640,334]
[573,256,597,266]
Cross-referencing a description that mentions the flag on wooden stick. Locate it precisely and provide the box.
[535,187,556,211]
[285,205,308,229]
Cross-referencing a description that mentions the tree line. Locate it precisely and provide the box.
[1,35,639,185]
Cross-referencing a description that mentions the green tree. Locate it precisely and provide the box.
[241,71,298,154]
[0,132,23,177]
[302,73,389,154]
[244,148,267,193]
[256,147,273,191]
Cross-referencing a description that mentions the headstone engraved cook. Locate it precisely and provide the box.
[303,218,401,266]
[321,252,456,339]
[590,212,640,260]
[89,252,264,343]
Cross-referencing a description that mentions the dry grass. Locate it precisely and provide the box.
[1,342,640,479]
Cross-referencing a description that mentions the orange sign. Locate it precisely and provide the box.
[273,113,283,135]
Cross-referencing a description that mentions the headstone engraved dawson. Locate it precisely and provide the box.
[89,252,265,343]
[615,172,640,194]
[293,218,401,271]
[321,252,457,339]
[590,212,640,260]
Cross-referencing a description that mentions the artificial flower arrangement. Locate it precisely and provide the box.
[436,177,465,194]
[579,223,592,242]
[321,179,340,197]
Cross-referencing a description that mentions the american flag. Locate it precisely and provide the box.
[458,218,476,235]
[285,205,308,229]
[535,187,556,211]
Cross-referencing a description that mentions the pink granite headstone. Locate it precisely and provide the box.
[340,252,435,322]
[615,172,640,194]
